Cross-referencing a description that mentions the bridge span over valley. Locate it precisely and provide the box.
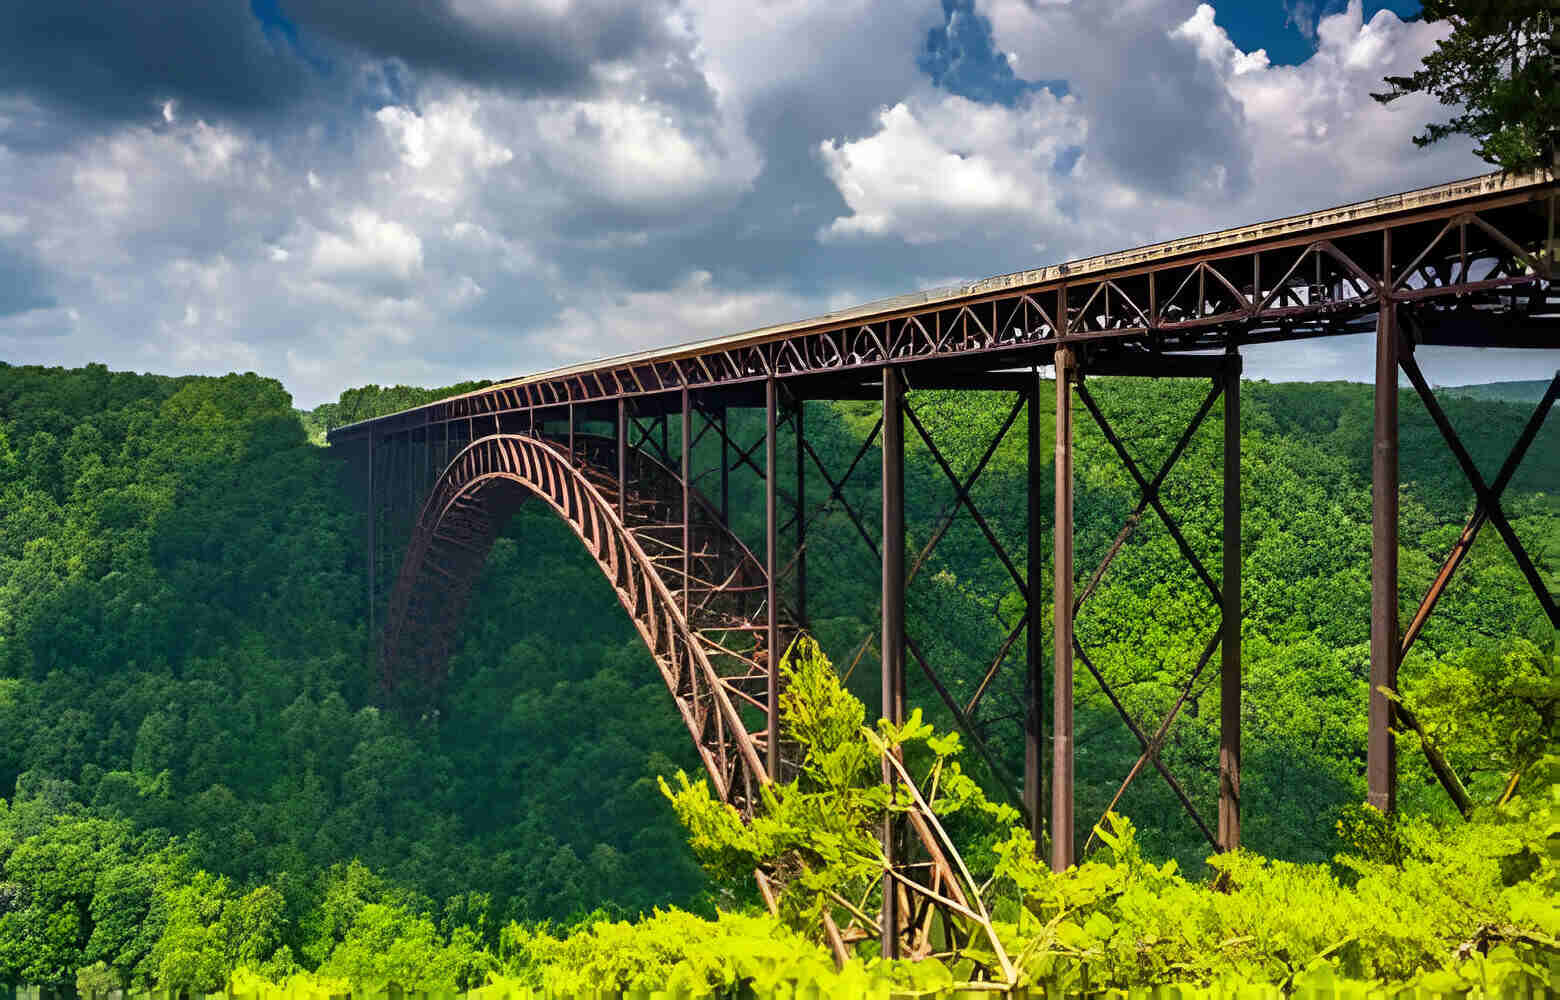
[329,169,1559,967]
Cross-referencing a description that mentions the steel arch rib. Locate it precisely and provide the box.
[382,431,768,807]
[377,430,1015,978]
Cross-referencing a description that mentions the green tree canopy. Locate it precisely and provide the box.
[1374,0,1559,170]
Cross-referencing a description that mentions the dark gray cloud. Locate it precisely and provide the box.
[1102,24,1253,198]
[278,0,696,101]
[989,0,1254,199]
[0,1,314,126]
[0,0,708,143]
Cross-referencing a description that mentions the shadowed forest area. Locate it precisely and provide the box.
[0,361,1553,993]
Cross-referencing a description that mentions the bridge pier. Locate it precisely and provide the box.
[682,388,692,621]
[1369,269,1399,814]
[1051,345,1075,872]
[795,396,807,630]
[1025,369,1045,851]
[616,398,627,521]
[1220,347,1242,851]
[880,364,906,958]
[766,378,780,779]
[365,433,375,641]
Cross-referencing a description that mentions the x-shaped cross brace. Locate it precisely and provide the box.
[1070,376,1230,851]
[628,411,672,466]
[801,396,1033,816]
[1397,344,1559,638]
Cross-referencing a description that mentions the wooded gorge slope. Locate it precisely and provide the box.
[0,362,1553,950]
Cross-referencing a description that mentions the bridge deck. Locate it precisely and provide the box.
[342,168,1560,937]
[329,169,1557,442]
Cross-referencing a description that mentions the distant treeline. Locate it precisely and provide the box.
[1441,378,1555,405]
[300,381,494,441]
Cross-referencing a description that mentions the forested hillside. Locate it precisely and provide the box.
[0,362,1553,991]
[1442,379,1556,405]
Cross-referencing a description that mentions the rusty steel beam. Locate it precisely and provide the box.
[617,398,627,522]
[967,617,1027,718]
[802,426,884,562]
[903,632,1027,822]
[1025,370,1045,849]
[1219,348,1242,852]
[1062,357,1228,852]
[682,388,692,621]
[880,364,906,957]
[766,378,780,779]
[366,433,376,642]
[795,397,808,628]
[818,397,1030,815]
[1369,295,1399,815]
[906,398,1025,587]
[897,393,1032,816]
[720,406,730,523]
[842,394,1029,775]
[1052,343,1075,872]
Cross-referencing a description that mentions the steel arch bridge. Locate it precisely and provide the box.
[329,169,1560,973]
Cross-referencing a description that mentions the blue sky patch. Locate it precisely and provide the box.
[1219,1,1421,67]
[919,0,1065,106]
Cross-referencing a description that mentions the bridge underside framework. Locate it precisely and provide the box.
[330,171,1560,968]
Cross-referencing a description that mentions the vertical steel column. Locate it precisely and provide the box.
[617,398,628,522]
[682,388,692,621]
[1052,345,1075,872]
[1369,283,1399,814]
[765,379,780,778]
[1219,348,1243,850]
[720,406,731,523]
[366,433,376,640]
[568,402,576,464]
[795,397,808,627]
[880,364,906,958]
[1024,370,1045,848]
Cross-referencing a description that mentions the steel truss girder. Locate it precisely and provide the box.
[328,178,1555,448]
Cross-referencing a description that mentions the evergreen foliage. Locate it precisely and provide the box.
[1373,1,1559,170]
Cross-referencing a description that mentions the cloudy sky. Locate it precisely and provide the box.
[0,0,1542,407]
